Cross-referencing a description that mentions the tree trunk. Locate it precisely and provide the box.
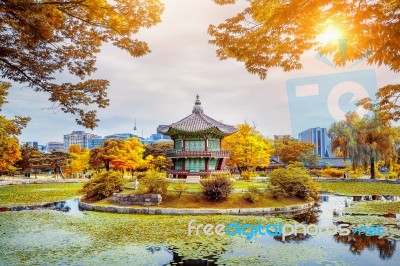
[59,166,66,179]
[104,160,110,171]
[370,157,375,179]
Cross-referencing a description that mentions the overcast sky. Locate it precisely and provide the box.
[2,0,399,144]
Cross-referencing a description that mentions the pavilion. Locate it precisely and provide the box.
[158,95,237,178]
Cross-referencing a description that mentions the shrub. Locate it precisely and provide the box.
[376,172,398,180]
[243,185,263,203]
[241,170,257,180]
[258,171,268,177]
[172,182,189,198]
[320,168,344,178]
[140,170,169,194]
[79,171,126,200]
[309,169,321,177]
[200,174,233,201]
[269,167,320,200]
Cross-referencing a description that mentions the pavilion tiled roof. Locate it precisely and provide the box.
[158,95,237,136]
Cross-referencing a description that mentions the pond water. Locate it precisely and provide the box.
[1,194,399,265]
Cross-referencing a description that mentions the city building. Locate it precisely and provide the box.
[37,145,47,152]
[104,133,134,140]
[47,142,64,152]
[88,138,104,150]
[298,127,331,158]
[22,141,39,149]
[63,131,102,151]
[159,95,237,178]
[273,135,291,140]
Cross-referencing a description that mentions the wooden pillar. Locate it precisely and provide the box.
[182,158,185,171]
[183,138,186,151]
[205,158,209,172]
[205,138,208,150]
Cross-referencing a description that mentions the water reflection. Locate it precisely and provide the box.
[167,193,400,265]
[334,233,396,260]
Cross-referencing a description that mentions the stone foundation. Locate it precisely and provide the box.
[112,193,162,206]
[79,201,314,215]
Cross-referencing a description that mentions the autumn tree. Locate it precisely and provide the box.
[222,123,273,173]
[143,141,173,171]
[89,146,104,173]
[359,84,400,125]
[328,112,400,179]
[0,0,164,128]
[112,137,145,174]
[274,137,315,164]
[66,144,89,178]
[211,1,400,131]
[144,141,174,157]
[31,151,68,178]
[210,0,400,79]
[89,139,122,171]
[0,81,30,174]
[15,143,42,173]
[89,138,145,173]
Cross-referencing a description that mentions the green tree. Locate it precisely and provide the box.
[31,151,68,178]
[0,82,30,174]
[0,0,163,128]
[222,123,273,173]
[299,150,321,168]
[15,143,42,173]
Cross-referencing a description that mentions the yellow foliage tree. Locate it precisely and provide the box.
[222,123,273,173]
[66,144,89,178]
[111,138,145,175]
[0,82,30,174]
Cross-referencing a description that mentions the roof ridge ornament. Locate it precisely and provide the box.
[192,94,203,114]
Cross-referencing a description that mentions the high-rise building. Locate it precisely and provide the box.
[299,127,331,158]
[63,131,102,151]
[23,141,39,149]
[47,142,64,152]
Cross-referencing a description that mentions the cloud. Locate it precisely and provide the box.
[2,0,398,144]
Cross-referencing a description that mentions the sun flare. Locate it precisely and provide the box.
[318,27,342,44]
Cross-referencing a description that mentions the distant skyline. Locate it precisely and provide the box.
[2,0,399,144]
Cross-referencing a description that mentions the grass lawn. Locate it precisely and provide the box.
[93,191,309,209]
[125,180,269,192]
[344,201,400,215]
[319,181,400,196]
[0,183,83,206]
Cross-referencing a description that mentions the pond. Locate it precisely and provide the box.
[0,194,399,265]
